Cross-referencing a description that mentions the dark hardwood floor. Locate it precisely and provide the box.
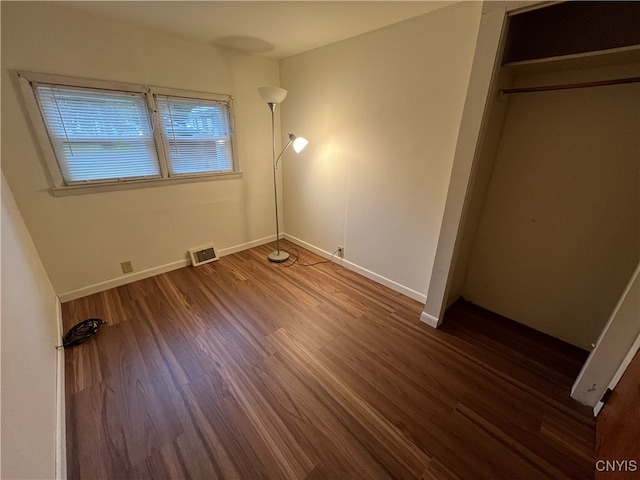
[62,240,595,479]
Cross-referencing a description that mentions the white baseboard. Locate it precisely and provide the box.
[343,259,427,303]
[217,234,277,257]
[55,297,67,480]
[420,311,441,328]
[58,259,190,302]
[284,234,427,303]
[283,234,342,263]
[57,235,279,302]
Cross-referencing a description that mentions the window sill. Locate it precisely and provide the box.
[50,171,243,197]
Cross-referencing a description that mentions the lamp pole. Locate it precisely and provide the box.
[268,101,288,262]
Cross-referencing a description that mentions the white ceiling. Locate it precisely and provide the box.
[60,1,457,59]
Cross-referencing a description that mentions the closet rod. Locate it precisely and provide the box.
[501,76,640,95]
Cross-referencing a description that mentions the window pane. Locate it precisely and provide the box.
[35,86,160,183]
[156,96,234,175]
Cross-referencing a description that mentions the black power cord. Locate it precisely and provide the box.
[57,318,105,349]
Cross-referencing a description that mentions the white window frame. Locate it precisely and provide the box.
[17,71,241,196]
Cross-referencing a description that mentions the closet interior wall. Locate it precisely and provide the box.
[462,59,639,351]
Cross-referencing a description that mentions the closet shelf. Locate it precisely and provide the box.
[502,45,640,75]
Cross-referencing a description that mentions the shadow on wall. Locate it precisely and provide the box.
[213,36,275,55]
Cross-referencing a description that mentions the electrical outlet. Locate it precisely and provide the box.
[121,260,133,274]
[337,245,344,258]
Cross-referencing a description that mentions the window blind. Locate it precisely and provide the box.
[155,95,233,175]
[34,85,160,183]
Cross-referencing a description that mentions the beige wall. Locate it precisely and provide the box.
[1,174,59,479]
[1,2,280,297]
[279,2,482,300]
[463,64,640,349]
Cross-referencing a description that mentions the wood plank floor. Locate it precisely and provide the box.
[63,240,595,479]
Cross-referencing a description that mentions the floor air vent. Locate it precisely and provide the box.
[188,243,219,267]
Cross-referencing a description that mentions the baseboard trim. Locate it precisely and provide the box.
[420,311,441,328]
[217,235,277,257]
[57,235,279,302]
[283,234,342,263]
[58,259,189,302]
[343,260,427,303]
[284,234,427,303]
[55,297,67,480]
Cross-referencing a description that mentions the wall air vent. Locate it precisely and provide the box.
[188,243,219,267]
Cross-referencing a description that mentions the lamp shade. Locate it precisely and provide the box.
[258,87,288,104]
[292,136,309,153]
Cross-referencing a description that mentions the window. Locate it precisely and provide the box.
[35,85,161,183]
[18,72,239,195]
[156,95,234,176]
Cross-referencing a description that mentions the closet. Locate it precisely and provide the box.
[452,1,640,351]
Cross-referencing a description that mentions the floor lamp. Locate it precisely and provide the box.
[258,87,308,263]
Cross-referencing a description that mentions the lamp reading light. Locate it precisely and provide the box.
[275,133,308,168]
[293,136,309,153]
[258,87,309,263]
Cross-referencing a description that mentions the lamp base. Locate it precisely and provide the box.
[268,250,290,263]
